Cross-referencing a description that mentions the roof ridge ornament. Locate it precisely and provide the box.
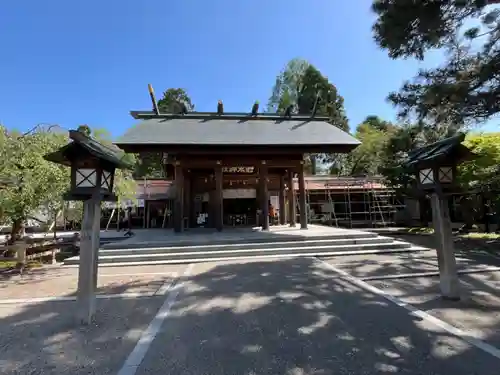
[217,100,223,115]
[251,101,259,117]
[148,84,160,115]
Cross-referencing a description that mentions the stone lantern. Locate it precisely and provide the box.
[403,133,476,301]
[44,129,130,324]
[408,135,470,194]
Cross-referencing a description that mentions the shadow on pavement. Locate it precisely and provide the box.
[1,257,500,374]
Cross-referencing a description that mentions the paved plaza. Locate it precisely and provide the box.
[1,245,500,374]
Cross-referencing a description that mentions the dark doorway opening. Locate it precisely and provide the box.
[223,198,258,226]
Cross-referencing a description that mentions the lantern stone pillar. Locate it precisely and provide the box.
[404,133,477,302]
[77,195,101,324]
[431,193,460,300]
[44,128,130,325]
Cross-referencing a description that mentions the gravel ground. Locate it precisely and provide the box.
[321,249,499,280]
[3,255,500,374]
[0,297,166,375]
[371,271,500,349]
[0,265,181,300]
[133,257,499,375]
[388,233,500,259]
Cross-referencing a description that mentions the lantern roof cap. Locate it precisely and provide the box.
[403,132,475,169]
[44,130,131,169]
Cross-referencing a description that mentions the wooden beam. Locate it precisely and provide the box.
[166,156,303,169]
[116,144,356,155]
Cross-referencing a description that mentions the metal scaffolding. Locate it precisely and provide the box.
[299,176,405,228]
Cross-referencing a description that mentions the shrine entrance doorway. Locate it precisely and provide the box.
[223,189,258,227]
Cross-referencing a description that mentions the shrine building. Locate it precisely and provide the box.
[115,107,360,232]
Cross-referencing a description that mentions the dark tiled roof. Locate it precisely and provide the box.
[116,112,360,148]
[44,130,131,168]
[403,133,474,168]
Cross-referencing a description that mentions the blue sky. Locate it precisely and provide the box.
[0,0,496,138]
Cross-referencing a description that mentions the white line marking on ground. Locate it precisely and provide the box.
[99,272,177,277]
[360,266,500,281]
[155,272,178,296]
[0,292,157,305]
[315,258,500,360]
[117,263,194,375]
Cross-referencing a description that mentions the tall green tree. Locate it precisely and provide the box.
[135,88,195,179]
[157,88,194,114]
[345,116,396,176]
[372,0,500,127]
[267,58,309,112]
[268,60,350,174]
[297,65,349,174]
[0,125,68,241]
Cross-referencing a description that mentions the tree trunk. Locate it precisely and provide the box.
[9,218,25,245]
[458,197,475,232]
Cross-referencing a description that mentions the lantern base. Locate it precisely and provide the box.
[63,190,117,202]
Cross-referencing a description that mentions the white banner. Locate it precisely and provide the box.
[223,189,256,199]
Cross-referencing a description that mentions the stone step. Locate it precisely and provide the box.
[97,236,395,256]
[63,239,415,265]
[100,230,379,250]
[64,244,428,267]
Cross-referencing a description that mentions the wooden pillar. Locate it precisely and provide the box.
[298,162,308,229]
[174,164,184,233]
[279,173,286,225]
[207,190,215,228]
[431,193,460,300]
[184,172,191,229]
[260,161,270,231]
[77,196,101,325]
[287,169,296,227]
[214,165,223,231]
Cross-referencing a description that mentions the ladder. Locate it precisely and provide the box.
[325,186,338,227]
[371,189,398,227]
[294,181,312,221]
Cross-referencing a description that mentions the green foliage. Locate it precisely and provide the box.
[372,0,500,126]
[267,58,309,112]
[0,125,69,237]
[89,128,138,205]
[157,88,194,114]
[0,124,139,237]
[134,87,196,178]
[268,59,350,174]
[134,152,165,179]
[346,118,396,176]
[77,124,91,136]
[458,132,500,191]
[297,65,349,132]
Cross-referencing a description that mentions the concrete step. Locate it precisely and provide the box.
[100,230,379,250]
[64,244,428,267]
[63,239,417,266]
[97,236,395,256]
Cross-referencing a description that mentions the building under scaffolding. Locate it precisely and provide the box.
[294,176,405,228]
[99,175,406,230]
